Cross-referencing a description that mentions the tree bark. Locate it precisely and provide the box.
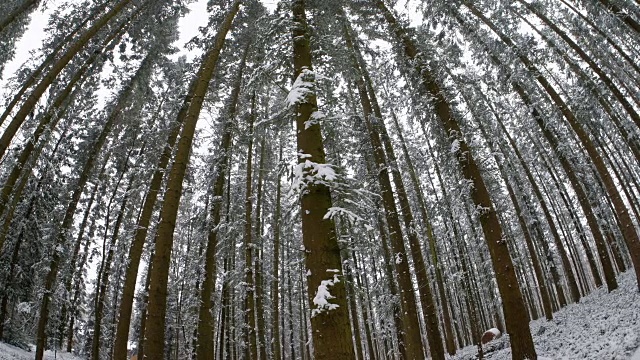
[291,1,355,359]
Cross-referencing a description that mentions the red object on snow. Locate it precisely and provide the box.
[481,328,502,344]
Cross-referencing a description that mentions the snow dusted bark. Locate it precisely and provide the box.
[290,0,355,358]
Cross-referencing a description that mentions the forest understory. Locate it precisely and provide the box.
[0,270,638,359]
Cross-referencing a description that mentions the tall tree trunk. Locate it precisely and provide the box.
[58,154,109,349]
[386,108,456,355]
[290,1,355,359]
[374,1,536,358]
[342,18,445,359]
[143,2,241,358]
[243,92,258,360]
[254,136,267,360]
[194,39,249,360]
[91,174,133,360]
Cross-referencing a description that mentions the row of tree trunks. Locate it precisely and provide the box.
[454,10,620,292]
[373,1,537,358]
[0,0,135,161]
[464,2,640,292]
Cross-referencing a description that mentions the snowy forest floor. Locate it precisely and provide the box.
[452,270,640,359]
[0,342,81,360]
[0,272,639,360]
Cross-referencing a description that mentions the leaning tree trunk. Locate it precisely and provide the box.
[290,1,355,359]
[143,2,241,358]
[0,23,125,253]
[373,1,537,358]
[0,0,134,161]
[33,62,137,357]
[0,0,37,33]
[0,1,109,128]
[91,173,133,360]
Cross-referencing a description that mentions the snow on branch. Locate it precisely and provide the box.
[286,68,316,107]
[311,272,341,317]
[291,159,338,193]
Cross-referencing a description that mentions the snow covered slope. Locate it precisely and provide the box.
[452,270,640,359]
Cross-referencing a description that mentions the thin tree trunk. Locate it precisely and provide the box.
[91,174,133,360]
[273,141,283,360]
[243,92,258,360]
[254,135,267,360]
[194,38,249,360]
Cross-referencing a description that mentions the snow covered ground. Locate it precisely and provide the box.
[0,343,82,360]
[452,270,640,359]
[1,271,638,359]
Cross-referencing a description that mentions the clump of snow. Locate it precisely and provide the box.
[451,138,461,154]
[291,160,338,194]
[305,110,325,129]
[323,207,364,222]
[311,273,341,317]
[286,68,316,107]
[481,327,502,344]
[451,270,640,359]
